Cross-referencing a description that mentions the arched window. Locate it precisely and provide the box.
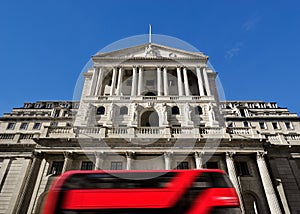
[120,106,128,115]
[96,106,105,115]
[195,106,203,115]
[171,106,180,115]
[243,121,249,127]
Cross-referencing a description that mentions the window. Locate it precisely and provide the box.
[177,162,189,169]
[243,121,249,128]
[146,80,154,86]
[195,106,203,115]
[259,122,266,129]
[53,109,60,117]
[272,122,280,130]
[35,103,42,108]
[33,123,41,130]
[171,106,180,115]
[240,109,246,117]
[46,103,53,108]
[50,161,64,175]
[7,123,15,130]
[24,103,32,108]
[206,162,219,169]
[126,80,132,86]
[110,161,123,170]
[20,123,28,130]
[169,80,176,86]
[50,121,58,127]
[235,161,250,176]
[285,122,293,130]
[96,106,105,115]
[120,106,128,115]
[81,161,94,170]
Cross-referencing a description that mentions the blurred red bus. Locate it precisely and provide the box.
[42,169,240,214]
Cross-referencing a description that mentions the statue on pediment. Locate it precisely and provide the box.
[144,44,161,57]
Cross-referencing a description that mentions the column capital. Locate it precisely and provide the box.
[164,151,173,158]
[194,151,205,158]
[176,65,182,68]
[94,151,105,158]
[226,151,236,159]
[126,151,135,158]
[63,151,75,159]
[257,151,267,159]
[32,151,44,159]
[132,65,137,68]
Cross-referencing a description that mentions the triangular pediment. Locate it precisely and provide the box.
[94,43,208,59]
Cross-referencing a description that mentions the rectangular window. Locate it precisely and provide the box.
[50,161,64,175]
[81,161,94,170]
[20,123,28,130]
[33,123,41,130]
[243,121,249,128]
[285,122,293,130]
[110,161,123,170]
[259,122,266,129]
[206,162,219,169]
[50,121,58,127]
[7,123,15,130]
[272,122,280,129]
[126,80,132,86]
[54,109,60,117]
[146,80,154,86]
[176,161,189,169]
[235,161,250,176]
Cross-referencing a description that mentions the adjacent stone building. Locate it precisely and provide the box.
[0,42,299,214]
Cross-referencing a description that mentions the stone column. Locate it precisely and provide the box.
[95,67,103,96]
[196,66,205,96]
[202,67,211,96]
[115,67,123,96]
[157,66,162,96]
[62,152,74,173]
[137,66,143,95]
[89,68,99,96]
[15,152,44,214]
[164,152,173,170]
[177,66,184,96]
[256,152,282,214]
[183,67,190,96]
[110,67,117,96]
[94,152,105,170]
[163,66,169,96]
[226,152,245,214]
[194,152,204,169]
[126,151,135,170]
[131,66,137,96]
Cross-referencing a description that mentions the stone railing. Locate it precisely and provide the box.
[285,134,300,141]
[0,134,15,140]
[77,127,101,134]
[230,127,252,135]
[172,127,194,135]
[200,127,223,135]
[136,127,164,135]
[20,134,35,140]
[48,127,73,134]
[107,127,128,135]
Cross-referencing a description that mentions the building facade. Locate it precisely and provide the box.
[0,43,299,214]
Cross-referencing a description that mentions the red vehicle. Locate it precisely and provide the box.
[42,169,240,214]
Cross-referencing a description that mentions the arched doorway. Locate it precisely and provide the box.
[140,110,159,127]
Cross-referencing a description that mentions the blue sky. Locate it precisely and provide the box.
[0,0,300,114]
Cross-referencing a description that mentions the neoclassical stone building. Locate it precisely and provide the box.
[0,42,299,214]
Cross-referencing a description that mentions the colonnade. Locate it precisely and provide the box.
[25,151,282,214]
[89,66,212,97]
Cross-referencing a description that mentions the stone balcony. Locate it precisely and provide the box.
[44,126,261,140]
[86,95,215,103]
